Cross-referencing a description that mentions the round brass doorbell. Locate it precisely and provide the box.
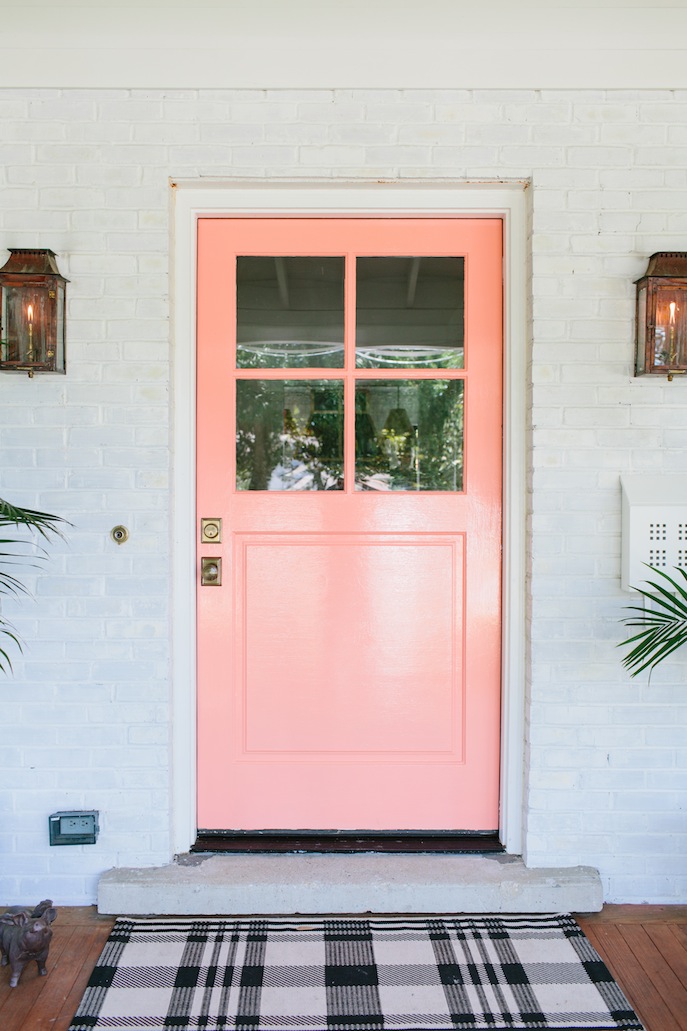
[111,525,129,545]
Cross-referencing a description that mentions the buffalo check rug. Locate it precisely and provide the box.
[68,914,644,1031]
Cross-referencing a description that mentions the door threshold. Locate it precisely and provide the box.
[99,854,604,914]
[191,831,504,854]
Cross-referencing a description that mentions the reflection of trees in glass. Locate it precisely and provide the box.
[235,376,277,490]
[236,378,463,493]
[236,380,344,491]
[355,380,464,492]
[419,379,464,491]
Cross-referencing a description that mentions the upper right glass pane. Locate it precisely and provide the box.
[356,256,464,369]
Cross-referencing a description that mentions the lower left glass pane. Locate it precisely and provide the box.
[236,380,344,491]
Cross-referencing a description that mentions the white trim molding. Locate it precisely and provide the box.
[3,4,687,90]
[171,179,529,857]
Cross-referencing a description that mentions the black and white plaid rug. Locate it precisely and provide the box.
[69,914,644,1030]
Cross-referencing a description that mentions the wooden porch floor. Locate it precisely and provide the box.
[576,905,687,1031]
[0,905,685,1030]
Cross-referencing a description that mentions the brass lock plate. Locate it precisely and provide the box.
[200,518,222,544]
[201,556,222,586]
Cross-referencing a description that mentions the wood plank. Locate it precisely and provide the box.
[0,908,115,1031]
[671,921,687,952]
[30,924,112,1031]
[578,921,683,1031]
[619,923,687,1031]
[645,923,687,990]
[0,921,78,1029]
[578,904,687,924]
[52,921,114,1031]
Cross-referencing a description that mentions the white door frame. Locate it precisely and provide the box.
[170,179,529,857]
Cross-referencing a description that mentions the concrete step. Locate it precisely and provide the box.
[98,853,603,915]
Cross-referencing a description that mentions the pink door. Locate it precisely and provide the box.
[196,217,502,832]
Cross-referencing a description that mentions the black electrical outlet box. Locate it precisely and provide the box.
[49,810,99,846]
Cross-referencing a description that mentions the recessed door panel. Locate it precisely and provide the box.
[239,536,462,757]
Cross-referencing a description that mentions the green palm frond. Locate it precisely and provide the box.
[0,498,66,538]
[0,498,67,674]
[619,565,687,677]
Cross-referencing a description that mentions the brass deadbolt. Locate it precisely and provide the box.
[201,518,222,543]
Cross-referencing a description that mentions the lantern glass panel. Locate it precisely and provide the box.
[1,285,51,367]
[653,284,687,370]
[636,282,647,375]
[1,285,22,363]
[55,284,65,371]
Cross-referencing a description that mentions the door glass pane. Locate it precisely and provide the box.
[237,256,345,368]
[237,380,344,491]
[356,257,464,369]
[355,379,464,492]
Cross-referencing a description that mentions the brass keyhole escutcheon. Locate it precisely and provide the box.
[201,556,222,586]
[201,518,222,543]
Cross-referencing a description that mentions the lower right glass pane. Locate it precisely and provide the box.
[355,379,464,492]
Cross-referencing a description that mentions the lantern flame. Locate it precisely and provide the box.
[670,301,677,324]
[27,304,33,323]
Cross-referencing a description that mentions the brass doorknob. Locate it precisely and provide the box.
[201,557,222,586]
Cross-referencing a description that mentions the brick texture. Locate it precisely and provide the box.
[1,88,686,905]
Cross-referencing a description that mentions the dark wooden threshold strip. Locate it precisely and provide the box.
[192,830,503,854]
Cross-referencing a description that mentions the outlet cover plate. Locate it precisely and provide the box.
[49,810,99,846]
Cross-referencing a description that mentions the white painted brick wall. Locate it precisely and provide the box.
[1,87,686,905]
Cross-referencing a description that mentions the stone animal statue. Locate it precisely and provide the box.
[0,899,57,987]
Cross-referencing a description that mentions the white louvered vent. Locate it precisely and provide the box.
[621,476,687,591]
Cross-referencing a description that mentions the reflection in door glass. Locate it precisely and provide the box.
[236,380,344,490]
[356,257,464,369]
[236,257,345,368]
[355,380,464,491]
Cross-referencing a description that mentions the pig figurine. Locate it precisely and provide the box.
[0,899,57,987]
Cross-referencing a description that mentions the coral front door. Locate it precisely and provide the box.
[196,216,502,833]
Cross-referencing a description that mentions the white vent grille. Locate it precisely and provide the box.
[621,476,687,591]
[648,547,668,567]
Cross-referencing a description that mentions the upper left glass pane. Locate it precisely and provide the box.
[236,256,345,368]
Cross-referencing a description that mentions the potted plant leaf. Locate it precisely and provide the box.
[0,498,66,673]
[619,565,687,677]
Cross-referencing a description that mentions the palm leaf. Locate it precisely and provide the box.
[0,627,22,674]
[0,498,67,675]
[619,565,687,676]
[0,499,66,538]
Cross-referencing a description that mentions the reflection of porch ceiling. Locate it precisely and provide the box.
[236,341,460,365]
